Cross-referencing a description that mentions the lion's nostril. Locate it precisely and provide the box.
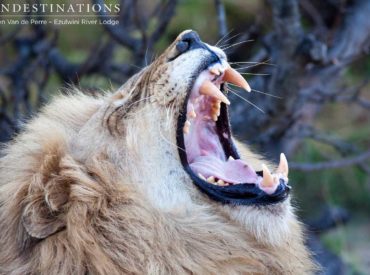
[176,40,190,54]
[175,31,203,56]
[170,31,206,61]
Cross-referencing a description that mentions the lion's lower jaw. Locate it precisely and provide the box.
[121,108,298,247]
[222,199,296,247]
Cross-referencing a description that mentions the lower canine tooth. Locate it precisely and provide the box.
[228,156,235,161]
[276,153,289,177]
[207,176,215,183]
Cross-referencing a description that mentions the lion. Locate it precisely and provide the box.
[0,30,316,274]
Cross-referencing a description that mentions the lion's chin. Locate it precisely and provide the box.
[222,199,295,247]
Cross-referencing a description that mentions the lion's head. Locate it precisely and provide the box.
[82,29,292,244]
[103,31,288,199]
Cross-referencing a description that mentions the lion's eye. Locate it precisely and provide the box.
[176,40,190,55]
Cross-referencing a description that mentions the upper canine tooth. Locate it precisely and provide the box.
[261,164,274,187]
[276,153,289,177]
[199,80,230,105]
[223,67,251,92]
[207,176,216,183]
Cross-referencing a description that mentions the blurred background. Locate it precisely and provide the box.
[0,0,369,273]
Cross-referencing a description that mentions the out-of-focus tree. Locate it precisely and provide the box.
[0,0,369,273]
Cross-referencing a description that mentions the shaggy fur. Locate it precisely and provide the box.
[0,31,316,274]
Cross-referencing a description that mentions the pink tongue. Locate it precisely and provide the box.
[189,156,258,184]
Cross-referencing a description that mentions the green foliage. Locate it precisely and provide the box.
[292,139,370,219]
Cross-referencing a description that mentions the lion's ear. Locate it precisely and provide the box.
[22,158,71,239]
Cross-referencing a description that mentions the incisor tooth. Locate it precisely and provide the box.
[213,100,221,109]
[188,104,196,118]
[199,80,230,105]
[212,106,220,117]
[207,176,216,183]
[198,173,206,180]
[217,179,225,185]
[189,110,196,118]
[223,67,251,92]
[261,164,274,187]
[276,153,289,177]
[210,68,221,76]
[183,120,191,134]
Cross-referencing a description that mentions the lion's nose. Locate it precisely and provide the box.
[176,31,205,54]
[180,31,201,44]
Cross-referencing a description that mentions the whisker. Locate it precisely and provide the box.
[227,84,282,99]
[251,89,282,99]
[220,39,254,51]
[218,32,243,48]
[238,72,271,76]
[229,61,274,66]
[156,114,186,153]
[215,29,235,46]
[126,63,143,70]
[234,64,270,70]
[231,61,275,69]
[227,88,265,114]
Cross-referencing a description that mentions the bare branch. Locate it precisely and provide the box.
[269,0,303,49]
[0,25,22,46]
[149,0,178,46]
[290,150,370,171]
[214,0,228,39]
[91,0,141,51]
[329,0,370,62]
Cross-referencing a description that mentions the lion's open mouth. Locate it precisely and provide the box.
[177,61,291,205]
